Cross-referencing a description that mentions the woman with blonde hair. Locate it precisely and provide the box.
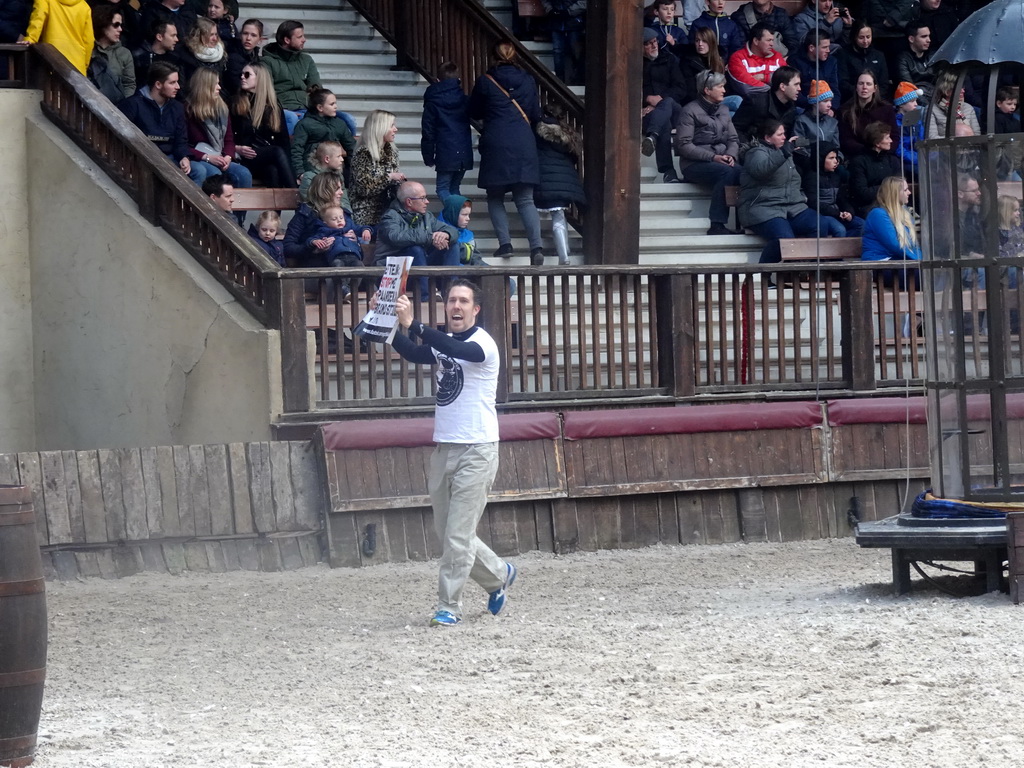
[470,41,545,264]
[350,108,405,226]
[178,16,227,89]
[998,194,1024,261]
[185,67,252,194]
[231,62,293,187]
[861,175,920,262]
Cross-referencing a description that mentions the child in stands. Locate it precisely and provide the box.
[794,80,840,157]
[298,140,351,211]
[306,205,371,301]
[893,82,924,177]
[647,0,688,57]
[994,86,1020,134]
[438,195,480,266]
[420,61,473,203]
[689,0,743,59]
[802,147,863,237]
[204,0,236,43]
[248,210,285,265]
[290,87,357,182]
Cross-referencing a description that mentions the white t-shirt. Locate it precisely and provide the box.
[431,326,500,444]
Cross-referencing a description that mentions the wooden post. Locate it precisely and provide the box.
[654,274,695,397]
[1009,511,1024,604]
[841,269,876,391]
[581,0,641,265]
[480,274,510,404]
[269,277,311,413]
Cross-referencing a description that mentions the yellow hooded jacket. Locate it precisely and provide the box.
[24,0,94,75]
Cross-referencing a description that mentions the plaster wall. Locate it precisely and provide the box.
[26,115,279,450]
[0,91,39,452]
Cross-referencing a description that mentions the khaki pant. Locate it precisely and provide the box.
[429,442,505,617]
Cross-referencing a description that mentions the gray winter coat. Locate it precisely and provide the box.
[738,141,807,227]
[374,199,459,263]
[675,97,739,171]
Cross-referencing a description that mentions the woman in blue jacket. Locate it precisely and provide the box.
[862,175,920,288]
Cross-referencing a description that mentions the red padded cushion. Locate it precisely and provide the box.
[827,397,927,426]
[562,402,822,440]
[320,412,560,451]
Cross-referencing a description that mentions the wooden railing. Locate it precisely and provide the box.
[26,43,282,327]
[346,0,584,167]
[276,261,993,417]
[0,44,30,88]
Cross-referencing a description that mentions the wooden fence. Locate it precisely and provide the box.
[279,262,994,424]
[1,443,323,580]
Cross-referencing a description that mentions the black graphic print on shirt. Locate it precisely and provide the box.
[435,354,464,407]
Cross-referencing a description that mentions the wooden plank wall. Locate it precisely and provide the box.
[0,442,324,580]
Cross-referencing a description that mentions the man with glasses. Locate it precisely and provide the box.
[375,182,460,296]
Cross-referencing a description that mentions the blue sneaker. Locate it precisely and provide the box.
[487,563,517,616]
[429,610,460,627]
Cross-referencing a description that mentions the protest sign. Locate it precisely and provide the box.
[353,256,413,345]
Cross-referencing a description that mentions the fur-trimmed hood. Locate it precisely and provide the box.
[536,118,581,158]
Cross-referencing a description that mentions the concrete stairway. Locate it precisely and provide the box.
[244,0,764,265]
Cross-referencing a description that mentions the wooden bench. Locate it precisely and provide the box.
[232,188,299,211]
[314,413,566,566]
[780,237,862,262]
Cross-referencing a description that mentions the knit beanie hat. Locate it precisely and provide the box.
[894,81,924,106]
[807,80,833,104]
[643,27,659,43]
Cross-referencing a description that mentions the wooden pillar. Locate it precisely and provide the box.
[582,0,642,265]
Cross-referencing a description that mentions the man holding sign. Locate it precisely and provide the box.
[391,280,517,627]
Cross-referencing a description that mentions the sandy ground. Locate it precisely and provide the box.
[28,539,1024,768]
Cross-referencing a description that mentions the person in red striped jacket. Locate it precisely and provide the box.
[727,22,787,95]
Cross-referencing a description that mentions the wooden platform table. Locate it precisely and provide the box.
[856,513,1007,596]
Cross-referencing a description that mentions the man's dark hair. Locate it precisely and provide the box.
[240,18,264,35]
[438,61,460,80]
[803,31,831,51]
[147,60,179,88]
[905,20,929,38]
[276,20,303,46]
[748,22,774,45]
[652,0,676,9]
[761,116,784,139]
[446,278,481,307]
[202,174,230,198]
[771,65,799,90]
[147,18,175,43]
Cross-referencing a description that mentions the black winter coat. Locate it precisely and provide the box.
[0,0,31,43]
[836,45,890,104]
[848,149,902,216]
[139,0,196,48]
[732,90,797,142]
[534,119,586,209]
[642,49,687,107]
[420,77,474,173]
[469,63,541,189]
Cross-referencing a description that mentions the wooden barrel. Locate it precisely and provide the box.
[0,486,47,768]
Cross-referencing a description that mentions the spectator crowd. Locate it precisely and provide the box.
[2,0,1021,273]
[640,0,1022,263]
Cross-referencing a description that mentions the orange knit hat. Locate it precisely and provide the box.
[894,81,924,106]
[807,80,833,104]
